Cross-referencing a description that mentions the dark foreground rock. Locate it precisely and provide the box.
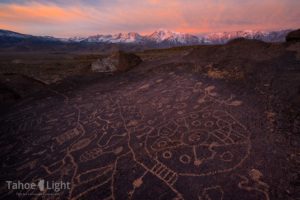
[286,29,300,42]
[0,73,47,110]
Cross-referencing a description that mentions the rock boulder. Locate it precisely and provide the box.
[91,51,142,72]
[286,29,300,42]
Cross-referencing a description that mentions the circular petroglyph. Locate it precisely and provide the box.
[220,151,234,162]
[204,121,214,128]
[163,151,172,159]
[184,130,209,145]
[190,114,199,119]
[139,109,251,177]
[179,154,191,164]
[191,120,201,127]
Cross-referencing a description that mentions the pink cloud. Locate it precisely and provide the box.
[0,0,299,37]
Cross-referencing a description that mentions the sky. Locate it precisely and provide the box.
[0,0,299,37]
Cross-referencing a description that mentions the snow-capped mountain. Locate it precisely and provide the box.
[201,30,292,44]
[73,30,200,45]
[147,29,200,45]
[0,29,294,49]
[68,29,291,45]
[67,36,87,42]
[69,32,145,43]
[111,32,144,43]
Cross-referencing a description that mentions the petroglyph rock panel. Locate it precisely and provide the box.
[0,68,267,200]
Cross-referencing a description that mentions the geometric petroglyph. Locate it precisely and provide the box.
[138,110,251,177]
[150,162,178,186]
[118,74,254,199]
[0,70,258,200]
[79,148,104,162]
[55,125,84,145]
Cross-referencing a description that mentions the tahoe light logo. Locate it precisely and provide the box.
[6,179,70,193]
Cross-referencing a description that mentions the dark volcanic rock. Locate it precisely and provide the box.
[227,37,267,46]
[110,50,142,72]
[286,29,300,42]
[0,41,299,200]
[91,50,142,72]
[0,73,46,111]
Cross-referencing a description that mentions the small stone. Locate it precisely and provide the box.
[133,178,143,188]
[229,100,243,106]
[194,160,202,166]
[249,169,263,181]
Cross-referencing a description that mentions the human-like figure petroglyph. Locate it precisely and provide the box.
[236,169,270,200]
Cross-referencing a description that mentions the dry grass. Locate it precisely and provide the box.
[0,52,104,84]
[137,45,197,61]
[207,69,230,79]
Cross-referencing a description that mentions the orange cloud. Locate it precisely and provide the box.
[0,3,100,36]
[0,3,84,24]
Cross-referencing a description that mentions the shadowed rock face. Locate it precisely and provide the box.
[0,73,47,110]
[91,51,142,72]
[112,51,142,72]
[286,29,300,42]
[0,40,299,200]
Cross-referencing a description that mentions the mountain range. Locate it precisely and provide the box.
[0,28,293,49]
[67,29,292,45]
